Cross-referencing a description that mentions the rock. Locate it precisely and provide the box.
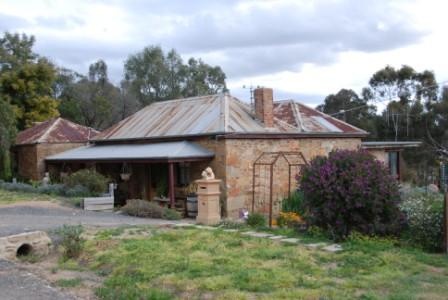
[246,232,273,238]
[322,244,343,252]
[428,184,439,193]
[269,235,286,240]
[280,238,300,244]
[305,242,327,249]
[241,231,257,236]
[222,229,238,232]
[0,231,52,261]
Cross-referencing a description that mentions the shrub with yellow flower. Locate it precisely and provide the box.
[277,212,303,228]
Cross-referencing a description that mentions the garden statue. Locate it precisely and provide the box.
[42,172,50,186]
[201,167,215,180]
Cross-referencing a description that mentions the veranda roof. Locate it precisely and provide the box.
[45,141,214,162]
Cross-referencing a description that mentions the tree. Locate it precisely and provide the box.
[317,89,377,135]
[366,65,438,105]
[124,46,227,106]
[0,32,59,129]
[58,60,124,130]
[0,99,17,179]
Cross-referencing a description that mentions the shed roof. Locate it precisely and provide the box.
[361,141,422,149]
[94,93,367,141]
[15,118,99,146]
[45,141,214,162]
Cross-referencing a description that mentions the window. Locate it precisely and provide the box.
[177,162,190,186]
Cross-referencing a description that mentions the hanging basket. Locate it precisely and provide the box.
[120,173,131,181]
[120,163,131,181]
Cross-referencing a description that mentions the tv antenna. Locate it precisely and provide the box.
[242,84,261,107]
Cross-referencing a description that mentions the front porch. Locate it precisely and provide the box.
[45,141,215,215]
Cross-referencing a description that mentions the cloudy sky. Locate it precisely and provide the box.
[1,0,447,106]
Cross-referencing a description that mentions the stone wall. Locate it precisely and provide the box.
[36,143,86,180]
[15,144,38,181]
[16,142,86,181]
[366,149,388,164]
[223,137,361,218]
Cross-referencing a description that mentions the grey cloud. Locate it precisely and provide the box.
[34,15,85,30]
[2,0,427,83]
[0,13,30,31]
[125,0,425,78]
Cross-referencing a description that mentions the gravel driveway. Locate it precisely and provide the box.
[0,201,191,237]
[0,259,75,300]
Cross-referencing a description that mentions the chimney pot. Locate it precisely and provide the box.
[254,88,274,127]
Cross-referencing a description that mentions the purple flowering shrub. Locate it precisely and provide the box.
[299,149,404,240]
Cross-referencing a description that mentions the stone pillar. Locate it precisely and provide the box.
[195,179,221,225]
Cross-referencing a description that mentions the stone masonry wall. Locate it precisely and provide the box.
[16,145,38,181]
[36,143,86,180]
[224,138,361,218]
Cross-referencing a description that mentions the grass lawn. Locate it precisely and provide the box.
[0,188,56,204]
[0,188,81,206]
[73,227,448,300]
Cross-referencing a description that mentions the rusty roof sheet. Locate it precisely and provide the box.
[95,94,367,141]
[15,118,100,145]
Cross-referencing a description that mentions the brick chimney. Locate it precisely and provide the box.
[254,87,274,127]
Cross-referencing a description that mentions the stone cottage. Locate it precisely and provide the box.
[13,117,99,181]
[46,88,369,218]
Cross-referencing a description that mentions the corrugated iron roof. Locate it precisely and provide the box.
[361,141,422,149]
[95,93,367,141]
[15,118,100,145]
[45,141,214,161]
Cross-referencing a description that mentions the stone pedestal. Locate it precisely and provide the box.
[196,179,221,225]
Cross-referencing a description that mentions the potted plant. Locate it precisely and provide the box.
[185,182,198,217]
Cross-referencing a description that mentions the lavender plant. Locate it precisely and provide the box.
[299,150,404,240]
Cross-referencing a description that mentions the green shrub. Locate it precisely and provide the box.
[0,179,92,199]
[56,225,85,261]
[299,149,404,240]
[400,188,444,252]
[162,207,182,220]
[65,169,109,196]
[281,191,305,215]
[121,199,164,218]
[246,213,266,227]
[0,180,35,193]
[36,183,65,195]
[64,185,90,198]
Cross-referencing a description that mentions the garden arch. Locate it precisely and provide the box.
[252,151,308,226]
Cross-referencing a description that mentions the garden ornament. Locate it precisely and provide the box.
[201,167,215,180]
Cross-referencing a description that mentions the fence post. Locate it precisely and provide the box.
[444,192,448,254]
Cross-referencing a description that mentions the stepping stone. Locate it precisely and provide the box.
[269,235,286,240]
[222,229,238,232]
[322,244,343,252]
[195,225,217,230]
[305,242,327,249]
[241,231,257,236]
[247,232,273,238]
[174,223,194,227]
[280,238,300,244]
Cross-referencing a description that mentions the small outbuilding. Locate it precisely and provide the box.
[13,117,99,181]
